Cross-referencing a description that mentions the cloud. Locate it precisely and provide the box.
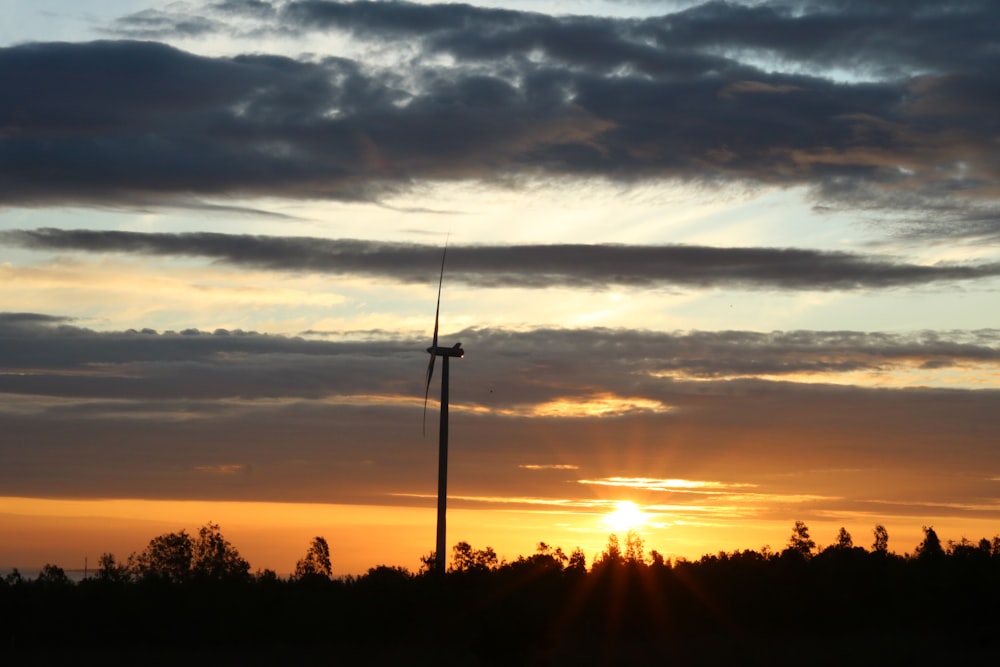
[6,228,1000,291]
[0,312,416,401]
[0,0,994,237]
[2,312,998,516]
[107,8,225,38]
[189,1,995,78]
[2,313,998,404]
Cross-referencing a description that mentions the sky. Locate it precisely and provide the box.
[1,0,999,576]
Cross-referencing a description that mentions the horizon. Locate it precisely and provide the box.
[2,496,992,577]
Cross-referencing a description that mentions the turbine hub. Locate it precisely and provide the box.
[428,344,464,358]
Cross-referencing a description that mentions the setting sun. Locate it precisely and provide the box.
[604,501,647,532]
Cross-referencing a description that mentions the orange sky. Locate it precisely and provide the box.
[3,495,997,576]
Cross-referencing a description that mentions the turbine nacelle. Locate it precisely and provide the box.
[427,342,464,358]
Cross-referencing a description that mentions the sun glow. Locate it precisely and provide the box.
[604,500,647,532]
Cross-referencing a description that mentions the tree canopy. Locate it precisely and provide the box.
[294,536,333,581]
[5,520,1000,664]
[129,522,249,582]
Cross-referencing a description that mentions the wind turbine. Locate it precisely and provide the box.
[424,240,463,574]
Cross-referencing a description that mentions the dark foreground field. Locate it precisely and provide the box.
[7,631,999,667]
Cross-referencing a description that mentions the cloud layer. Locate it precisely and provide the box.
[0,1,995,238]
[3,313,999,520]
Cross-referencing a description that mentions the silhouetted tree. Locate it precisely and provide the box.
[450,541,498,572]
[834,527,853,549]
[130,529,194,582]
[510,543,569,577]
[35,563,70,586]
[294,536,332,580]
[191,522,250,581]
[367,564,412,578]
[96,552,131,584]
[872,524,889,554]
[254,568,280,584]
[785,520,816,558]
[916,526,944,561]
[363,565,413,587]
[624,530,645,564]
[947,537,990,561]
[418,551,436,575]
[535,542,568,568]
[597,533,623,566]
[566,547,587,575]
[129,523,249,583]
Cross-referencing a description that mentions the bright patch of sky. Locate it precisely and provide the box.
[0,0,142,44]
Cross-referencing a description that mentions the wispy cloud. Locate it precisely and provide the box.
[193,463,249,475]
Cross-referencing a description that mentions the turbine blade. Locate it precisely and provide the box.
[423,355,436,436]
[431,238,447,351]
[423,236,448,436]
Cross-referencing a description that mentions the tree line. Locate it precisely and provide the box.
[3,521,999,664]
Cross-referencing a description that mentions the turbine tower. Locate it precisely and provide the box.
[424,241,463,574]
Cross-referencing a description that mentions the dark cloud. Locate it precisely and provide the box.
[0,312,72,326]
[0,312,414,401]
[2,312,997,406]
[637,0,999,77]
[2,312,998,504]
[277,0,528,36]
[4,228,999,291]
[0,40,405,204]
[0,0,994,237]
[210,0,994,78]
